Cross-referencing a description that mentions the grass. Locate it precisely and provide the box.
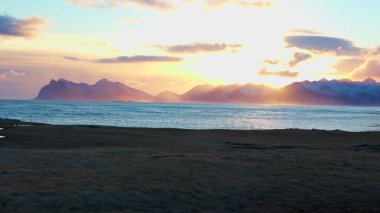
[0,119,379,212]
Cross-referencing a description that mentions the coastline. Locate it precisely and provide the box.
[0,119,379,212]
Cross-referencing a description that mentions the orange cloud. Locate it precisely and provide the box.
[289,29,322,35]
[258,68,299,78]
[331,58,365,75]
[0,70,27,80]
[263,59,279,65]
[351,60,380,80]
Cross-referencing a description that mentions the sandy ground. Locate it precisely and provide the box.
[0,118,379,212]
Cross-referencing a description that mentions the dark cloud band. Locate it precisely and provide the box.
[96,55,183,63]
[288,52,312,67]
[63,55,183,63]
[158,42,242,54]
[285,35,364,56]
[0,14,46,37]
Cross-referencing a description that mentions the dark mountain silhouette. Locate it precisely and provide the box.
[35,79,153,101]
[35,78,380,106]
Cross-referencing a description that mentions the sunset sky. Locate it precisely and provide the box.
[1,0,380,99]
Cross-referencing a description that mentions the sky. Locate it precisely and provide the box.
[1,0,380,99]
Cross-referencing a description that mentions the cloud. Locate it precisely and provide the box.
[351,60,380,80]
[95,55,183,63]
[0,14,46,37]
[205,0,271,8]
[0,69,26,80]
[263,59,279,65]
[65,0,174,10]
[157,42,242,54]
[288,52,312,67]
[285,35,365,56]
[369,46,380,55]
[66,0,271,10]
[258,68,299,78]
[63,56,81,61]
[7,70,26,77]
[289,29,322,35]
[63,55,182,63]
[331,58,365,75]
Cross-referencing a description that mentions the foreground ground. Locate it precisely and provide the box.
[0,119,379,212]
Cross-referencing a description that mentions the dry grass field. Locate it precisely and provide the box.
[0,119,379,212]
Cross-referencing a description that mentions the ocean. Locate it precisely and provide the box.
[0,100,380,132]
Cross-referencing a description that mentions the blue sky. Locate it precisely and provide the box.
[1,0,149,34]
[1,0,379,44]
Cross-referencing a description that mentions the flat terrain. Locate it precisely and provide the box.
[0,119,379,212]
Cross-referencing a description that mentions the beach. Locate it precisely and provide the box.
[0,118,379,212]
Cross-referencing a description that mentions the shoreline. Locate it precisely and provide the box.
[3,98,380,108]
[1,118,379,133]
[0,118,379,212]
[1,118,380,150]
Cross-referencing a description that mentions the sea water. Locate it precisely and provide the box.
[0,100,380,132]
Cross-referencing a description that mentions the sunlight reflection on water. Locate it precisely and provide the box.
[0,100,380,132]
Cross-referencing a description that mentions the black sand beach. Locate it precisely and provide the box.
[0,119,379,212]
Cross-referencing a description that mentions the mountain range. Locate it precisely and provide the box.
[36,79,153,102]
[35,78,380,106]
